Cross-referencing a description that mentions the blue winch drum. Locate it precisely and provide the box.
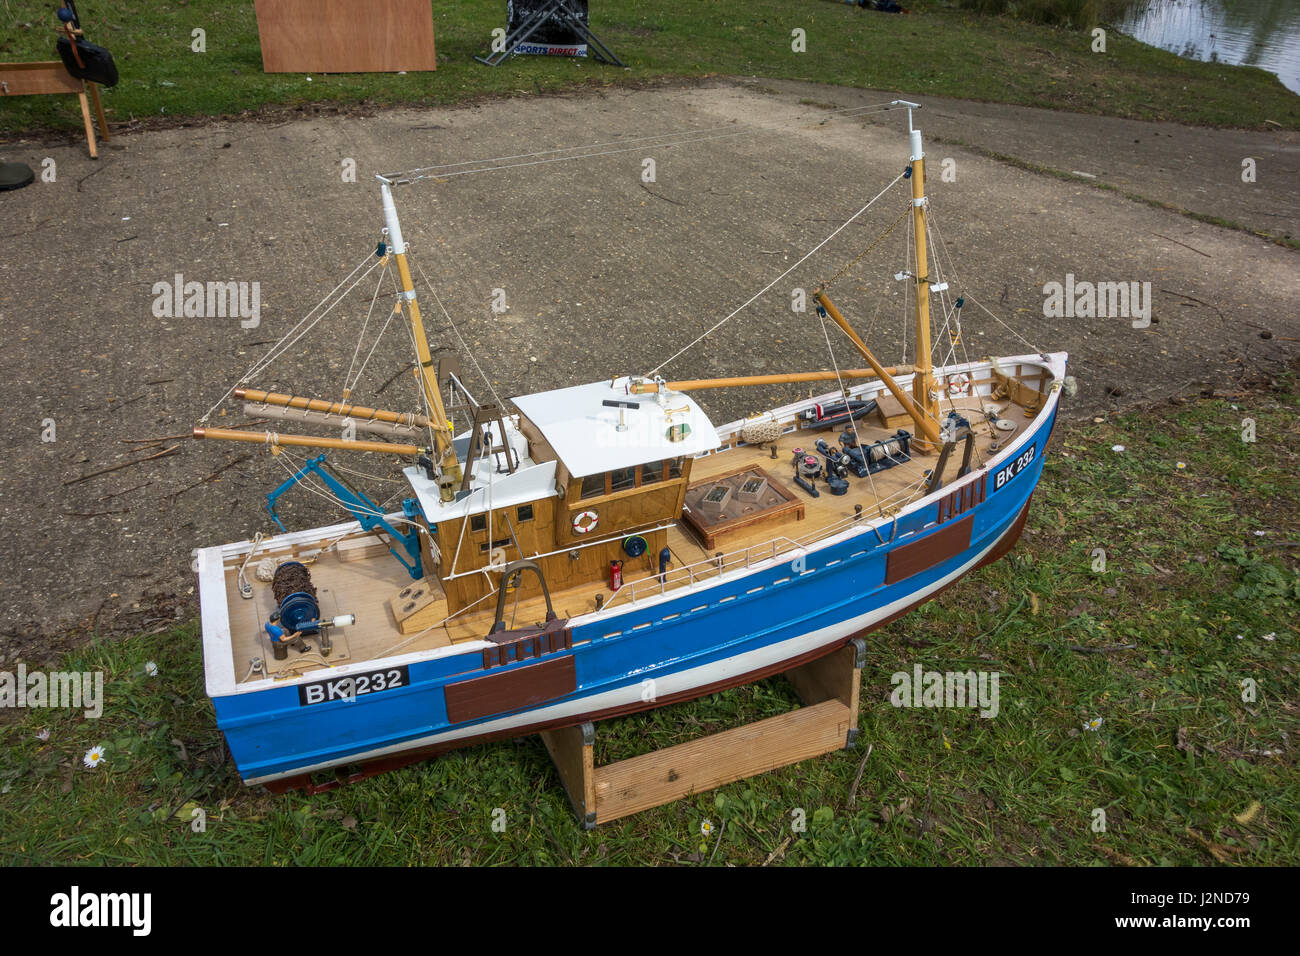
[271,561,321,636]
[278,591,320,635]
[623,535,648,558]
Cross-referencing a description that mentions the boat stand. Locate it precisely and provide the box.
[541,639,865,828]
[475,0,624,67]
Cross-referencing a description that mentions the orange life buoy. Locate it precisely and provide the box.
[572,510,599,534]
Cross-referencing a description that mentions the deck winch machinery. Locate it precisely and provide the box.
[263,562,355,661]
[790,428,912,498]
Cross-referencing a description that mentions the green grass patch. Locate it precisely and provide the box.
[957,0,1129,29]
[2,0,1296,138]
[2,384,1296,865]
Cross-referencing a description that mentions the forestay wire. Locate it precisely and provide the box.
[380,101,914,185]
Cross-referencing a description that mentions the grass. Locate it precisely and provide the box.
[1,0,1297,140]
[957,0,1130,28]
[1,383,1296,865]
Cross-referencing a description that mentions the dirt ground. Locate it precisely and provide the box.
[1,77,1296,662]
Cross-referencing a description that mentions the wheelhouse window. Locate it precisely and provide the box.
[580,473,606,499]
[470,514,487,532]
[667,456,684,479]
[640,460,663,485]
[516,504,534,522]
[610,466,636,493]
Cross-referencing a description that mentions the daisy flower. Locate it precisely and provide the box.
[35,728,50,742]
[83,745,106,769]
[144,661,159,677]
[1084,717,1104,732]
[700,819,714,838]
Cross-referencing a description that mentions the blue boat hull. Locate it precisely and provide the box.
[212,401,1056,788]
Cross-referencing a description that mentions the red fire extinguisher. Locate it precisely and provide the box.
[609,559,623,591]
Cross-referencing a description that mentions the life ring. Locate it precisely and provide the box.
[572,510,599,534]
[948,374,970,397]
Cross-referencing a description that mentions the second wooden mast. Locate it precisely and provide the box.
[905,122,940,447]
[381,180,462,500]
[812,115,941,450]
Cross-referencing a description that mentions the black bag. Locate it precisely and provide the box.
[55,35,119,87]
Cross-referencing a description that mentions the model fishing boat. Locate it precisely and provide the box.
[191,106,1066,791]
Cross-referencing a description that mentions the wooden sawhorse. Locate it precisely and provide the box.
[542,638,864,828]
[0,61,109,159]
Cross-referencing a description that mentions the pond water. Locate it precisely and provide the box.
[1118,0,1300,94]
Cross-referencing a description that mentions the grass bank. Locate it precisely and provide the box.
[1,386,1295,866]
[1,0,1296,139]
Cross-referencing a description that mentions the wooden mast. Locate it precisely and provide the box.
[907,122,940,449]
[813,290,941,447]
[381,180,462,499]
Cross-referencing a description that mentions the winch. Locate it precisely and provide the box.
[264,562,354,661]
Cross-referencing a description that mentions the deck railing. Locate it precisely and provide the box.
[600,469,939,612]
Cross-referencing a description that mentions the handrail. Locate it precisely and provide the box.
[601,464,958,611]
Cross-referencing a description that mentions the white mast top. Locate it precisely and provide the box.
[380,182,408,258]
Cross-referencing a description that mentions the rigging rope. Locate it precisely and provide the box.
[200,251,385,422]
[411,254,506,409]
[381,102,915,185]
[342,259,391,397]
[646,170,907,377]
[820,204,911,291]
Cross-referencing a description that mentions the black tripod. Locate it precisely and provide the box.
[476,0,624,67]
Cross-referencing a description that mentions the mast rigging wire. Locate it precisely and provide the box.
[646,170,907,377]
[380,102,916,185]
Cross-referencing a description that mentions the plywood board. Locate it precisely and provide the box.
[0,61,82,96]
[254,0,436,73]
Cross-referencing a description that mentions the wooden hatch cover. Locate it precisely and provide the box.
[884,515,973,585]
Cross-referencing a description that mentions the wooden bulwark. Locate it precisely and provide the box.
[444,655,576,724]
[884,515,973,585]
[937,474,987,524]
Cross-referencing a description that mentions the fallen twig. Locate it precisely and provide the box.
[640,181,687,207]
[77,161,111,192]
[121,418,268,444]
[1153,233,1211,258]
[761,836,793,867]
[63,509,130,518]
[847,742,873,808]
[167,455,252,500]
[1069,643,1138,655]
[1160,289,1226,324]
[96,481,152,502]
[63,445,181,485]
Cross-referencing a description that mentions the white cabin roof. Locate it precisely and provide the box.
[512,378,720,478]
[403,418,559,520]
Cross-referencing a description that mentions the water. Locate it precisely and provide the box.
[1118,0,1300,94]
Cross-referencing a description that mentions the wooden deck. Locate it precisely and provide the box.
[220,394,1036,684]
